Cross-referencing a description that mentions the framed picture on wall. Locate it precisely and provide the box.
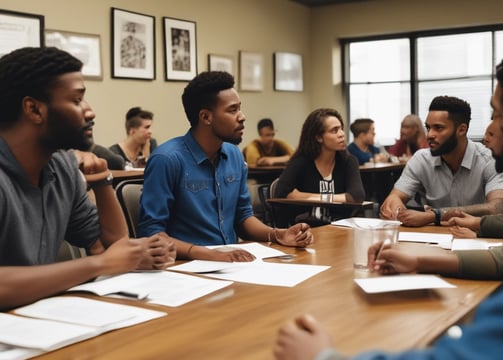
[0,9,44,58]
[163,17,197,81]
[239,51,264,92]
[45,30,103,80]
[274,52,303,92]
[208,54,234,75]
[111,7,155,80]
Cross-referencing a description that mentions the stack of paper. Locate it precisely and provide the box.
[0,296,165,359]
[68,271,233,307]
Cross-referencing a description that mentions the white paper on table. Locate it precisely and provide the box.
[168,260,246,274]
[398,232,453,249]
[169,242,292,274]
[14,296,165,330]
[68,271,233,307]
[207,242,289,259]
[0,296,165,353]
[451,239,503,250]
[0,313,98,352]
[331,217,401,229]
[354,274,456,294]
[187,261,330,287]
[0,343,42,360]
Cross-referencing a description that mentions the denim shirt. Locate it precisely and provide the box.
[138,130,254,245]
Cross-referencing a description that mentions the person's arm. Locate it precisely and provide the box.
[75,150,174,270]
[479,214,503,238]
[446,212,481,233]
[74,150,128,247]
[243,141,261,165]
[274,314,341,360]
[381,189,436,226]
[379,189,409,219]
[368,240,460,276]
[0,237,145,310]
[440,190,503,221]
[256,154,291,166]
[237,217,313,248]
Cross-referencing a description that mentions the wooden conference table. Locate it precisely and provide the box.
[35,225,500,359]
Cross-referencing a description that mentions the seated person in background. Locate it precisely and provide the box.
[109,106,157,168]
[386,113,428,160]
[91,143,125,170]
[449,120,503,238]
[273,59,503,360]
[347,118,388,165]
[138,71,313,262]
[243,118,294,166]
[0,47,175,310]
[275,108,365,227]
[380,95,503,227]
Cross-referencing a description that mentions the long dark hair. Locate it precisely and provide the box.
[292,108,348,161]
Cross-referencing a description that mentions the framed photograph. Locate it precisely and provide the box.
[274,52,303,92]
[0,9,44,58]
[45,30,102,80]
[239,51,264,92]
[208,54,233,75]
[163,17,197,81]
[111,7,155,80]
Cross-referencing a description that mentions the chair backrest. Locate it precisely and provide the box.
[57,241,87,261]
[269,177,280,198]
[115,179,144,238]
[267,178,281,227]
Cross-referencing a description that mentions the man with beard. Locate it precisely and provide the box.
[138,71,313,262]
[0,47,175,310]
[380,95,503,227]
[273,60,503,360]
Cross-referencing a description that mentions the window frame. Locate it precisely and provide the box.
[341,24,503,142]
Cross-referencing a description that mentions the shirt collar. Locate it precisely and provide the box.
[433,140,476,170]
[183,130,228,166]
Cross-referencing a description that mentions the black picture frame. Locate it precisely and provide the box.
[0,9,44,58]
[111,7,155,80]
[163,16,197,81]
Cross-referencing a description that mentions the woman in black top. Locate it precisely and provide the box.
[275,108,365,226]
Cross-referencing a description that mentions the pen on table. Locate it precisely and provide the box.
[115,291,149,300]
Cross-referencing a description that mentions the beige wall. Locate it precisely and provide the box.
[0,0,311,149]
[2,0,503,149]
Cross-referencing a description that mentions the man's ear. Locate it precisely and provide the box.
[200,109,212,125]
[457,123,468,136]
[22,97,45,124]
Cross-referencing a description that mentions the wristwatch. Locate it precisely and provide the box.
[87,171,113,191]
[431,208,442,226]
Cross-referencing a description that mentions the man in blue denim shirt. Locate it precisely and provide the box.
[138,72,313,262]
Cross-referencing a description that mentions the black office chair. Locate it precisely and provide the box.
[115,179,144,238]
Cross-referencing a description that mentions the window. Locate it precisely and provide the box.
[343,25,503,144]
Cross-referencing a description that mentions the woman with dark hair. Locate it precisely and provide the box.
[109,107,157,168]
[275,108,365,226]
